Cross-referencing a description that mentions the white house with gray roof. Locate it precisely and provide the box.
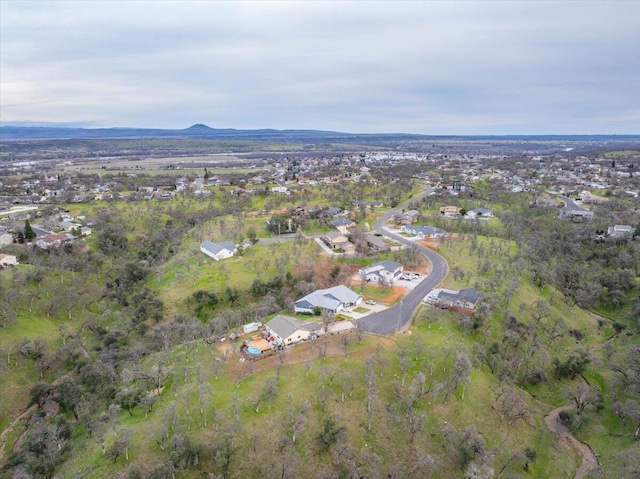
[359,260,404,284]
[607,225,635,238]
[294,285,363,314]
[265,315,322,345]
[424,288,482,310]
[200,240,237,261]
[465,208,493,218]
[401,225,445,239]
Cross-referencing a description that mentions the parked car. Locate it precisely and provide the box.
[365,299,376,305]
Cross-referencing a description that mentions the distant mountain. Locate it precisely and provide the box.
[0,123,364,141]
[1,123,639,143]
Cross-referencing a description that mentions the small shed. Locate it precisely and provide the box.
[243,322,262,334]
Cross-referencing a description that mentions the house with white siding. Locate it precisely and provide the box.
[359,260,404,284]
[265,315,322,345]
[294,285,362,314]
[401,225,445,239]
[200,241,237,261]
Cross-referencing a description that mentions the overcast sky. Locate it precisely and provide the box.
[1,1,639,134]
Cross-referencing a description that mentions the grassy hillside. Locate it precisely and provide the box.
[1,185,638,478]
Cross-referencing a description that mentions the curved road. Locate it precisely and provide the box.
[559,195,588,211]
[355,188,449,334]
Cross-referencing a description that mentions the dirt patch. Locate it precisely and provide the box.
[213,333,396,380]
[293,261,360,290]
[418,239,442,250]
[381,286,408,305]
[418,233,469,251]
[544,381,599,479]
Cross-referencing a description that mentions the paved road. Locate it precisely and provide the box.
[355,188,449,334]
[559,195,588,211]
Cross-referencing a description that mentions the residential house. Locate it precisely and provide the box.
[323,231,356,254]
[359,260,404,284]
[294,285,363,314]
[607,225,635,238]
[364,234,389,252]
[424,288,482,310]
[466,208,493,218]
[399,209,420,225]
[200,240,237,261]
[401,225,445,239]
[271,186,290,195]
[36,233,70,250]
[331,218,356,234]
[534,198,560,208]
[265,315,322,345]
[0,254,18,268]
[353,199,383,208]
[558,209,594,220]
[439,205,462,218]
[580,191,609,204]
[320,206,345,219]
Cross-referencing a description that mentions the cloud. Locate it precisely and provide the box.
[1,1,639,134]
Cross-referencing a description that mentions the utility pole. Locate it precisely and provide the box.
[396,300,403,333]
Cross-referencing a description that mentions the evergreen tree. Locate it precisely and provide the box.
[24,220,36,241]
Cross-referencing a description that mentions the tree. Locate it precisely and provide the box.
[191,290,218,315]
[116,387,143,416]
[553,350,590,380]
[457,425,485,471]
[225,286,240,306]
[447,351,472,399]
[24,220,36,241]
[247,227,259,244]
[317,416,346,452]
[97,222,128,255]
[524,447,537,471]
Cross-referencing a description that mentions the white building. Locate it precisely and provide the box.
[607,225,635,238]
[359,260,404,284]
[265,315,322,345]
[0,254,18,268]
[200,241,237,261]
[294,285,363,314]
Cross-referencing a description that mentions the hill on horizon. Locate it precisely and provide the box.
[2,122,639,142]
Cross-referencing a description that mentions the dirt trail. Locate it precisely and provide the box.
[0,404,37,464]
[544,400,599,479]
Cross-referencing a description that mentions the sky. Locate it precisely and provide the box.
[1,0,639,135]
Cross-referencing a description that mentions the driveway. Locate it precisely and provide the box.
[355,188,450,334]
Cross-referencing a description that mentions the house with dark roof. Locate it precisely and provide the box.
[294,285,363,314]
[200,240,237,261]
[331,217,356,233]
[359,260,404,284]
[424,288,482,310]
[364,234,389,252]
[401,224,445,239]
[265,315,322,345]
[322,206,344,218]
[399,209,420,225]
